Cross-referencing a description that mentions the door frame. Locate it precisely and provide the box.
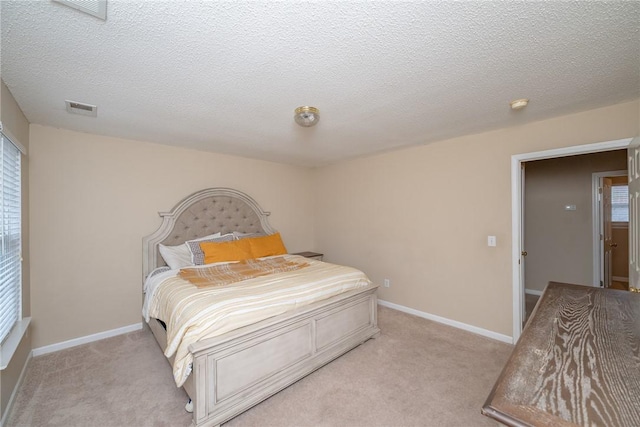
[592,170,627,287]
[511,137,633,343]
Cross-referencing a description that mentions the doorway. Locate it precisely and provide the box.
[521,152,627,325]
[592,171,629,290]
[511,137,634,343]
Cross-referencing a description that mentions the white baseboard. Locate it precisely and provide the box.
[612,276,629,283]
[32,323,143,357]
[377,300,513,344]
[525,289,543,296]
[1,351,32,427]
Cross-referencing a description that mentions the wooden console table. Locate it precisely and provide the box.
[482,282,640,426]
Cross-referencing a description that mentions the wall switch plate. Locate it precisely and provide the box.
[564,204,577,211]
[488,236,497,247]
[383,279,390,288]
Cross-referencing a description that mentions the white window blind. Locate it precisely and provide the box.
[0,133,21,344]
[611,185,629,222]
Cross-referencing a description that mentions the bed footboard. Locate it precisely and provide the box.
[188,285,379,427]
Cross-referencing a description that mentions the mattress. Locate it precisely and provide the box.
[143,255,372,387]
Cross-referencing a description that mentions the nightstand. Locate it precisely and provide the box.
[292,251,324,261]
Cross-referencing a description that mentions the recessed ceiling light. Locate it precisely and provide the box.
[510,99,529,110]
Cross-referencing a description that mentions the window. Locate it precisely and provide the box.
[611,185,629,222]
[0,132,21,344]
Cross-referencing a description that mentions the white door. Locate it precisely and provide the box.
[602,177,613,287]
[629,138,640,291]
[520,163,527,326]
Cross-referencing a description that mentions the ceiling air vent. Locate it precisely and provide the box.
[53,0,107,20]
[65,100,98,117]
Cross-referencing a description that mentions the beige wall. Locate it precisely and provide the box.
[28,125,315,348]
[1,82,29,150]
[314,100,639,337]
[19,101,640,353]
[0,81,31,422]
[524,151,627,292]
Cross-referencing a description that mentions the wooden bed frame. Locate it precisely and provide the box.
[142,188,380,427]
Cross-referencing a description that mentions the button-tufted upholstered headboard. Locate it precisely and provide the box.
[142,188,275,281]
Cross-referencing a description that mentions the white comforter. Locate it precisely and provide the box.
[142,255,372,387]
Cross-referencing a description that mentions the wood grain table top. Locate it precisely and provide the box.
[482,282,640,427]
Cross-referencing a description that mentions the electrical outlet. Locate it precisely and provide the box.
[383,278,390,288]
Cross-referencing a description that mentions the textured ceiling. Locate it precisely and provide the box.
[1,1,639,167]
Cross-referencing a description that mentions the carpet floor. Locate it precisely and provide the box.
[7,306,512,427]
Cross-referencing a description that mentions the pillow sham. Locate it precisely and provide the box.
[233,231,265,240]
[159,232,223,269]
[186,233,235,265]
[247,232,287,258]
[200,238,253,264]
[159,243,194,270]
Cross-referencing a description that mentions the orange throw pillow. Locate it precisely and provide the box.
[248,232,288,258]
[200,239,253,264]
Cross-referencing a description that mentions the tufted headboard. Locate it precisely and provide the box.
[142,188,275,281]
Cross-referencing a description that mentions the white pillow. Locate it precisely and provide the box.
[158,232,222,270]
[158,243,192,270]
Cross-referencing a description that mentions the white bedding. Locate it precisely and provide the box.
[142,255,372,387]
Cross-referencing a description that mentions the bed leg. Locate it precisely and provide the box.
[185,398,193,413]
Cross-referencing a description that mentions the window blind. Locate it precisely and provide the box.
[611,185,629,222]
[0,133,21,344]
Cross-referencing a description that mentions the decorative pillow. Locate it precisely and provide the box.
[233,231,265,240]
[247,232,287,258]
[186,233,234,265]
[159,232,223,269]
[200,239,253,264]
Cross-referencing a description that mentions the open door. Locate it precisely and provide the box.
[602,177,613,287]
[520,163,527,326]
[629,137,640,292]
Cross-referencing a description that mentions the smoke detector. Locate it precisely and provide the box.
[510,99,529,110]
[65,100,98,117]
[53,0,107,20]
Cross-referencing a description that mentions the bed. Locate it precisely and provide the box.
[142,188,380,427]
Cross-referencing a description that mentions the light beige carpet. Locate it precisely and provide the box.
[7,306,512,427]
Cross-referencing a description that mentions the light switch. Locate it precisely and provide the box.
[488,236,497,247]
[564,204,576,211]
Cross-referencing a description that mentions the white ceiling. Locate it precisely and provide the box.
[1,1,639,167]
